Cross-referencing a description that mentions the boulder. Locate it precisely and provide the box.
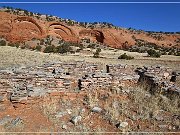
[92,107,102,113]
[70,116,82,125]
[120,122,129,128]
[116,121,129,128]
[62,124,67,130]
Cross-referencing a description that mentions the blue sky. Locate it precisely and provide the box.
[0,0,180,32]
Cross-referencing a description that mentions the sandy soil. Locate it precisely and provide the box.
[0,46,179,70]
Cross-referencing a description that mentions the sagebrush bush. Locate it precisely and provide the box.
[0,40,6,46]
[43,45,55,53]
[147,49,161,58]
[35,45,42,51]
[118,53,134,60]
[55,43,72,54]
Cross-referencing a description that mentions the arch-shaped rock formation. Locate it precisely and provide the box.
[79,30,105,43]
[14,16,44,35]
[48,22,78,42]
[0,22,12,33]
[49,22,75,36]
[5,16,46,41]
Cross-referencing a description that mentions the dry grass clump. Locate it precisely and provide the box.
[84,85,180,131]
[86,91,99,108]
[40,97,59,120]
[130,85,180,116]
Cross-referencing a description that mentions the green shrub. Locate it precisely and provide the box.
[168,51,172,55]
[43,45,55,53]
[118,53,134,60]
[55,43,72,54]
[161,51,167,55]
[20,46,26,49]
[87,43,96,49]
[8,43,15,47]
[175,52,180,56]
[15,43,20,48]
[35,45,42,51]
[0,40,6,46]
[147,49,161,58]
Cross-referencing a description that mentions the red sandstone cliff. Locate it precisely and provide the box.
[0,11,180,49]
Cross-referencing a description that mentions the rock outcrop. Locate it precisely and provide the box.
[0,10,180,49]
[48,22,78,42]
[79,29,105,43]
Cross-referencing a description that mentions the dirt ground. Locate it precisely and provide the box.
[0,46,179,133]
[0,46,179,71]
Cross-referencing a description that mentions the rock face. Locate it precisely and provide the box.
[48,22,78,42]
[0,11,180,49]
[79,30,105,43]
[0,12,46,42]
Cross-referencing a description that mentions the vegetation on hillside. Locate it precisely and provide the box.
[3,6,180,34]
[127,38,180,56]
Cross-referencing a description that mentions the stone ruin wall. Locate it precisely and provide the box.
[0,61,179,104]
[136,66,180,99]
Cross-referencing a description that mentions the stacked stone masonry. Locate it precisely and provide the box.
[0,61,179,103]
[136,66,180,99]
